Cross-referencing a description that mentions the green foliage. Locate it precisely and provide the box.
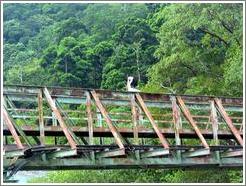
[146,4,243,96]
[29,169,242,183]
[101,17,158,90]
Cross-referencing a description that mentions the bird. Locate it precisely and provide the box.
[126,76,140,92]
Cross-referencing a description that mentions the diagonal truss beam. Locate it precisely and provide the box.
[214,98,243,146]
[3,107,24,150]
[90,90,125,150]
[4,97,33,147]
[55,99,88,145]
[177,96,209,149]
[135,93,169,149]
[43,87,77,149]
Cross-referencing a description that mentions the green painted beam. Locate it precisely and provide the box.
[6,95,242,112]
[221,150,243,158]
[4,150,25,158]
[140,148,169,158]
[183,148,210,158]
[47,149,77,158]
[96,148,125,158]
[3,156,242,171]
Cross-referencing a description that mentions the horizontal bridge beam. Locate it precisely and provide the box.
[4,86,242,110]
[3,156,242,171]
[3,85,242,105]
[6,95,243,112]
[3,125,243,139]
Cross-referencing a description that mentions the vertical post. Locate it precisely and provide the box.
[3,97,9,146]
[210,100,220,161]
[138,105,145,145]
[240,123,243,132]
[86,91,95,160]
[171,96,181,160]
[131,94,139,145]
[4,136,7,145]
[97,108,103,145]
[210,100,219,145]
[86,92,94,145]
[38,90,45,145]
[3,96,8,108]
[52,99,58,145]
[130,94,140,159]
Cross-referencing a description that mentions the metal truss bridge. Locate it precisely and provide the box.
[2,85,244,180]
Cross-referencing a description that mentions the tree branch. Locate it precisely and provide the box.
[160,83,176,94]
[198,28,229,46]
[180,62,199,76]
[207,9,241,46]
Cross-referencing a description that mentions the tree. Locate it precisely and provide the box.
[101,17,158,90]
[146,4,243,96]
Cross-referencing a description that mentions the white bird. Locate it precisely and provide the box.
[126,76,140,92]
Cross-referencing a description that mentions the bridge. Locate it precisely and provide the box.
[2,85,244,181]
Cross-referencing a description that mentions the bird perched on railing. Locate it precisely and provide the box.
[126,76,140,92]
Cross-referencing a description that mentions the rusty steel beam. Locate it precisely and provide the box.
[135,93,169,149]
[214,98,243,146]
[5,93,243,112]
[4,85,242,105]
[3,97,33,147]
[43,87,77,149]
[91,90,125,150]
[177,96,209,149]
[3,107,24,150]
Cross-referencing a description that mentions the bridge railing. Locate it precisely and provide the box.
[3,85,243,160]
